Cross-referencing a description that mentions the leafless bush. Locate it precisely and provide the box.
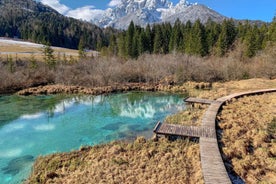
[0,47,275,93]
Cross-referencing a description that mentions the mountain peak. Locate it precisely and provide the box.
[90,0,225,29]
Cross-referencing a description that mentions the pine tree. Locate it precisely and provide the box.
[153,25,163,54]
[185,20,207,56]
[126,21,135,58]
[216,19,237,57]
[192,20,208,56]
[206,19,221,53]
[96,35,104,51]
[132,30,139,58]
[254,25,265,50]
[259,24,268,49]
[162,23,172,54]
[78,38,86,60]
[169,27,176,53]
[138,29,148,55]
[118,32,127,58]
[7,55,15,73]
[184,20,193,54]
[150,24,156,54]
[108,34,118,56]
[244,25,264,58]
[237,21,250,41]
[169,19,182,53]
[145,24,152,53]
[244,26,256,58]
[268,17,276,42]
[29,54,37,69]
[42,42,56,69]
[216,31,228,57]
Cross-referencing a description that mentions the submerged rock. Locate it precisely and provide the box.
[2,155,34,176]
[102,122,125,130]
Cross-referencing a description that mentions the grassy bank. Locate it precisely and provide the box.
[27,138,202,184]
[26,79,275,184]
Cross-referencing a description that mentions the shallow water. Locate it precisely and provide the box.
[0,92,185,183]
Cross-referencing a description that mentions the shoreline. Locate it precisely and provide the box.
[13,82,195,96]
[1,78,275,183]
[15,83,162,96]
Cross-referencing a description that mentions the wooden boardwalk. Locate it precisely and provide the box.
[154,88,276,184]
[184,97,217,104]
[154,122,216,138]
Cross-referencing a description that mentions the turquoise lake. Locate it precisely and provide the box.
[0,92,186,184]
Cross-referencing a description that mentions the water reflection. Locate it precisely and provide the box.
[0,92,185,184]
[108,93,184,119]
[0,95,69,126]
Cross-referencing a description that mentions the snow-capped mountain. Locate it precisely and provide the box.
[164,4,226,25]
[91,0,226,29]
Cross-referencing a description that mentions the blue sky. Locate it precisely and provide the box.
[40,0,276,22]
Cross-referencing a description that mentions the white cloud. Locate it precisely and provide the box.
[108,0,122,7]
[40,0,105,21]
[41,0,70,14]
[66,6,105,21]
[40,0,123,22]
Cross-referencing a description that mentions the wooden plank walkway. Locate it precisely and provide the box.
[154,122,216,138]
[200,101,231,184]
[200,88,276,184]
[153,88,276,184]
[184,97,217,104]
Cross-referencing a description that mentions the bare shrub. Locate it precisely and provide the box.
[0,46,275,93]
[249,45,276,79]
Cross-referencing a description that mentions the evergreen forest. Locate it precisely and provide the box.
[0,0,276,59]
[102,19,276,59]
[0,0,115,49]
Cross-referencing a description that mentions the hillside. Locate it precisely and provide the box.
[0,0,115,50]
[0,37,93,60]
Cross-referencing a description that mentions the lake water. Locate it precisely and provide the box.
[0,92,186,184]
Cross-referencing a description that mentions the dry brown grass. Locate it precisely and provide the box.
[165,78,276,128]
[165,104,207,126]
[187,78,276,100]
[26,137,203,184]
[25,79,275,184]
[218,93,276,183]
[0,41,82,61]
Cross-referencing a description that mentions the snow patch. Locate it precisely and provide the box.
[0,38,43,48]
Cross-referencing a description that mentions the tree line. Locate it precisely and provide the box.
[1,0,275,59]
[102,18,276,58]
